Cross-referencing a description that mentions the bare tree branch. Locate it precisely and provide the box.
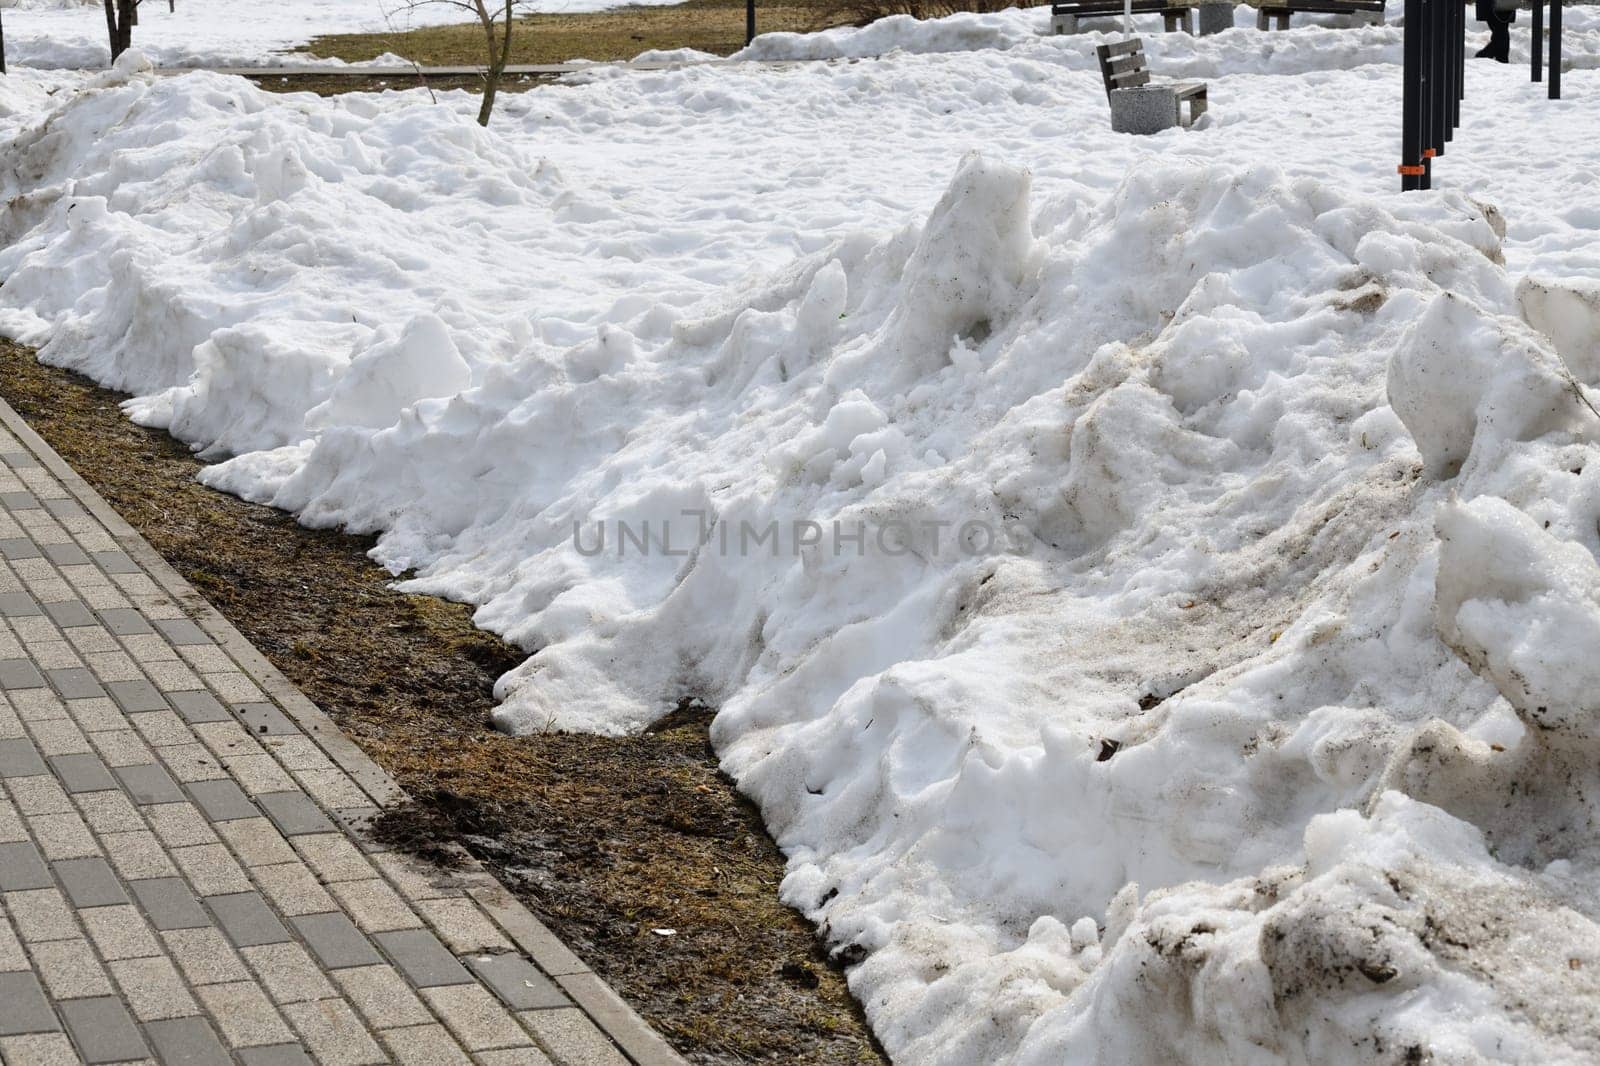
[397,0,535,126]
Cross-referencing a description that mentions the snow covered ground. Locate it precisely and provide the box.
[4,10,1600,1065]
[0,0,676,69]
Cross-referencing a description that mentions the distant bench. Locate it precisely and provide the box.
[1255,0,1386,29]
[1052,0,1197,35]
[1096,37,1208,129]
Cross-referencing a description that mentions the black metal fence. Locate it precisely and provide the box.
[1402,0,1566,190]
[1399,0,1465,190]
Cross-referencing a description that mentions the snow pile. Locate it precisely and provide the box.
[737,2,1600,76]
[6,42,1600,1066]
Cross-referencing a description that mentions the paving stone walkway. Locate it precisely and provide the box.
[0,400,684,1066]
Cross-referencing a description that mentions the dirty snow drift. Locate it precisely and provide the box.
[5,27,1600,1066]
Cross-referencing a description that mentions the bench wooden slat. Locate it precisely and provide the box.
[1099,40,1144,57]
[1259,1,1383,9]
[1053,0,1192,13]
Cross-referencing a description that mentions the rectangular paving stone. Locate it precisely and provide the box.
[101,829,178,880]
[25,719,89,757]
[172,843,251,896]
[240,943,335,1005]
[216,819,296,869]
[0,492,40,511]
[518,1008,630,1066]
[31,938,115,1000]
[47,752,117,794]
[0,738,47,777]
[420,984,530,1052]
[57,996,149,1063]
[40,544,89,567]
[0,971,59,1036]
[254,863,337,918]
[255,792,335,837]
[144,801,217,848]
[208,892,292,949]
[281,999,385,1065]
[53,857,128,909]
[331,966,433,1030]
[378,1024,475,1066]
[42,498,84,520]
[68,697,127,734]
[373,929,474,989]
[195,982,294,1049]
[41,602,94,629]
[73,791,143,835]
[289,913,382,971]
[0,593,41,618]
[44,668,104,701]
[90,729,155,768]
[128,877,212,931]
[328,880,420,936]
[234,703,298,738]
[162,744,227,784]
[0,452,39,469]
[0,661,45,692]
[226,755,297,796]
[4,887,77,942]
[105,680,166,714]
[466,954,571,1011]
[169,690,232,725]
[108,956,200,1022]
[154,618,211,647]
[163,929,251,987]
[80,904,162,961]
[94,608,152,636]
[91,552,141,576]
[9,775,73,816]
[28,811,99,860]
[143,1016,232,1066]
[113,762,184,805]
[129,710,192,749]
[0,540,42,562]
[185,779,258,822]
[292,834,371,884]
[0,841,53,891]
[414,898,511,955]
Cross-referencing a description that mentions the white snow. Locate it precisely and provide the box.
[5,12,1600,1066]
[0,0,681,70]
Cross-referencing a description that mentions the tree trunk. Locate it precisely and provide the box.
[476,1,515,127]
[104,0,136,61]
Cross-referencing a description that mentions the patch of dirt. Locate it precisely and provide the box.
[0,341,885,1065]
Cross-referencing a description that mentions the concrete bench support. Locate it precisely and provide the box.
[1197,0,1236,33]
[1109,85,1180,133]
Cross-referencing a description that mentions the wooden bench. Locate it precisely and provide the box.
[1052,0,1198,34]
[1096,38,1208,128]
[1255,0,1385,29]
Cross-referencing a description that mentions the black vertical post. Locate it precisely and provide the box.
[1401,0,1424,190]
[0,5,7,76]
[746,0,755,46]
[1427,0,1440,184]
[1436,0,1450,149]
[1549,0,1562,99]
[1533,0,1544,81]
[1453,0,1462,129]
